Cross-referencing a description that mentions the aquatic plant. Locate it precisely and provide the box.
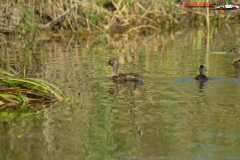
[0,61,65,111]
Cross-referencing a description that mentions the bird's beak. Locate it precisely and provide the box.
[106,62,109,66]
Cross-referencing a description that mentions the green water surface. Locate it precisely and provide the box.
[0,27,240,160]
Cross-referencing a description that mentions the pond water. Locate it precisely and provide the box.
[0,26,240,160]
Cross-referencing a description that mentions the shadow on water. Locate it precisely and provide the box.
[176,76,240,83]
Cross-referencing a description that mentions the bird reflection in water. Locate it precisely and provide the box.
[107,80,143,95]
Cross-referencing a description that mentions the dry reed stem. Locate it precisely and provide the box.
[38,8,72,29]
[85,18,91,33]
[0,0,238,34]
[79,2,129,25]
[57,2,76,32]
[87,19,105,33]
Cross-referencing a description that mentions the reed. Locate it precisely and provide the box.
[0,0,238,34]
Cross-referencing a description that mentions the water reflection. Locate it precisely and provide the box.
[0,26,240,159]
[108,81,143,95]
[236,68,240,78]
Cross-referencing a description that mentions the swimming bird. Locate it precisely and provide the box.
[106,58,142,82]
[195,65,209,82]
[227,46,240,68]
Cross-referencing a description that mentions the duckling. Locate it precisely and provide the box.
[107,58,142,82]
[227,46,240,68]
[195,65,209,82]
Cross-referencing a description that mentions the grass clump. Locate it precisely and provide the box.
[0,61,65,112]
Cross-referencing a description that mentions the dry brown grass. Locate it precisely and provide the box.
[0,0,238,34]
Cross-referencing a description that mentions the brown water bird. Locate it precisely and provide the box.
[227,46,240,68]
[195,65,209,82]
[106,58,142,82]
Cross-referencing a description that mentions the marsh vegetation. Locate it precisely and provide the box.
[0,0,239,34]
[0,60,65,112]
